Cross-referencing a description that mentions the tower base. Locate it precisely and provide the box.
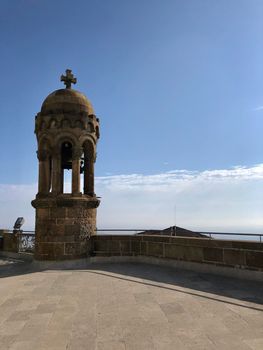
[32,195,100,260]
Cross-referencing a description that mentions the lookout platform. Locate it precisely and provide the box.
[0,257,262,350]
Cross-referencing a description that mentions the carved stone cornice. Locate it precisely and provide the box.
[32,195,100,209]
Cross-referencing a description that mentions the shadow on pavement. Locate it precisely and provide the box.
[86,262,263,311]
[0,257,262,312]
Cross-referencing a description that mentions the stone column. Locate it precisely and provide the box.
[60,167,64,193]
[84,155,94,196]
[38,161,45,193]
[37,150,50,194]
[51,151,62,194]
[72,147,82,195]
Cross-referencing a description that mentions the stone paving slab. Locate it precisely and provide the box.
[0,258,263,349]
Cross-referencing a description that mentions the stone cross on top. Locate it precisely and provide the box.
[60,69,77,89]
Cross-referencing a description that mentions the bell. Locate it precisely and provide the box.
[61,142,73,170]
[80,158,84,174]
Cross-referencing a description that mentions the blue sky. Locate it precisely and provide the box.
[0,0,263,231]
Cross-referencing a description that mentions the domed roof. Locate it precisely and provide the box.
[41,88,94,116]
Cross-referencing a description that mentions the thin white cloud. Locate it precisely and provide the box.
[96,164,263,232]
[253,105,263,111]
[0,164,263,233]
[96,164,263,189]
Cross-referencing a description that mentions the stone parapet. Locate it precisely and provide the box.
[91,235,263,272]
[0,230,18,253]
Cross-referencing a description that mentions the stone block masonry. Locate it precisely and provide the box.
[1,232,263,279]
[91,235,263,273]
[32,197,98,260]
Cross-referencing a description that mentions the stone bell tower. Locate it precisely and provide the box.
[32,69,100,260]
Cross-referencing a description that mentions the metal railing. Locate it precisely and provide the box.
[2,229,262,255]
[17,231,35,253]
[96,229,263,242]
[197,231,263,243]
[96,229,147,235]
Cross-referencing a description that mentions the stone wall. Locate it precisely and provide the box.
[1,230,262,273]
[34,204,96,260]
[91,235,263,272]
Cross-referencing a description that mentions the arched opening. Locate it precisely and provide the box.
[61,141,73,193]
[95,126,100,139]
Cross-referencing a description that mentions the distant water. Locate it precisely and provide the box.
[208,234,261,242]
[96,230,144,236]
[20,229,262,243]
[96,230,262,242]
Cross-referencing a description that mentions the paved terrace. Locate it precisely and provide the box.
[0,257,263,350]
